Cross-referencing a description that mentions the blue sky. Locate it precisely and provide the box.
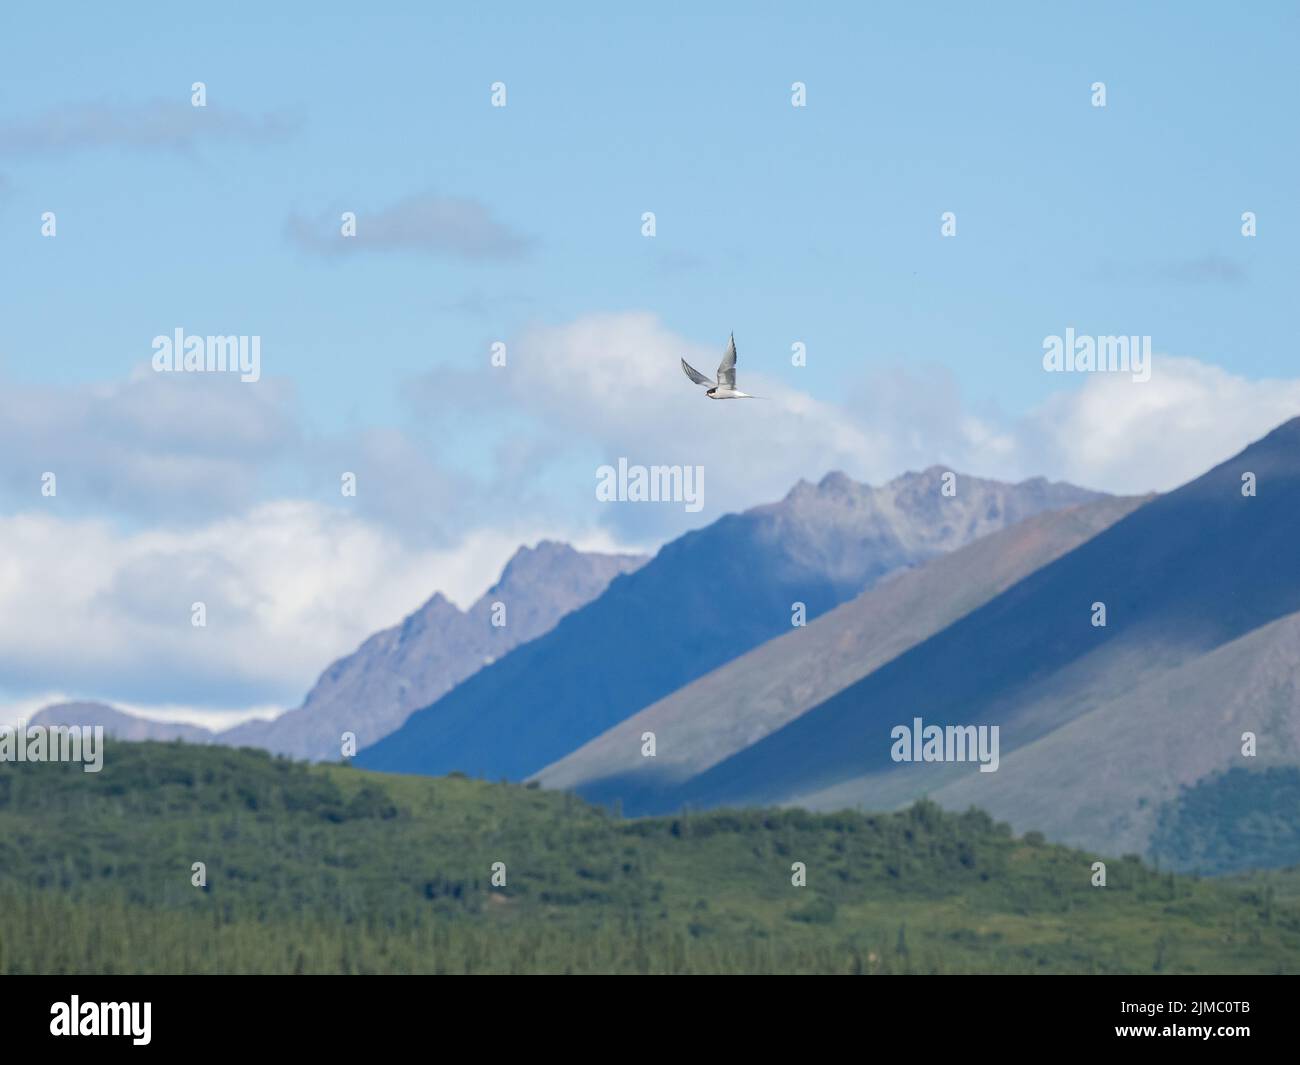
[6,3,1296,408]
[1,2,1297,721]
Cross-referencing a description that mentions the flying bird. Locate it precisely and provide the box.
[681,333,758,399]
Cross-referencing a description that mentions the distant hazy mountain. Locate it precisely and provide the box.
[219,541,646,761]
[674,418,1300,868]
[356,468,1105,780]
[28,702,216,744]
[534,492,1149,813]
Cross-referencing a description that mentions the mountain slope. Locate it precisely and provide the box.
[357,469,1104,780]
[676,417,1300,818]
[534,493,1149,813]
[915,608,1300,860]
[219,541,646,761]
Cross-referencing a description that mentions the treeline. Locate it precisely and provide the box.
[2,741,1298,974]
[1151,767,1300,875]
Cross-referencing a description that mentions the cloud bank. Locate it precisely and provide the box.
[3,311,1296,724]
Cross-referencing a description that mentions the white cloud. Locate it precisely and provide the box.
[496,314,1300,504]
[0,364,298,521]
[0,501,638,722]
[1022,356,1300,494]
[3,310,1298,723]
[490,313,890,535]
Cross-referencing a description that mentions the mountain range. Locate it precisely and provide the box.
[534,491,1150,813]
[29,701,217,743]
[35,542,645,761]
[31,420,1300,872]
[659,417,1300,868]
[355,467,1104,779]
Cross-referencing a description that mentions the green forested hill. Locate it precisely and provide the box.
[1,741,1296,974]
[1151,767,1300,875]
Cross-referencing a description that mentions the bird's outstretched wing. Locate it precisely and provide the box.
[716,333,737,389]
[681,357,713,387]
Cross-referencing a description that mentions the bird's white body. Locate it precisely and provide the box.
[681,334,759,399]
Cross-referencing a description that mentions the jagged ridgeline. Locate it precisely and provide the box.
[1,741,1297,975]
